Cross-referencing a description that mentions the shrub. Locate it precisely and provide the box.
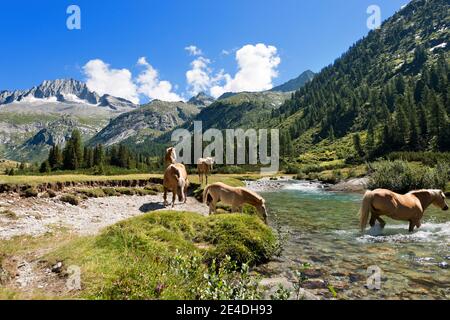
[46,190,57,198]
[77,188,106,198]
[21,187,38,198]
[60,194,80,206]
[368,161,449,193]
[0,210,18,220]
[102,188,117,197]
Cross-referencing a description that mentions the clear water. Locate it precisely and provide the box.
[259,181,450,300]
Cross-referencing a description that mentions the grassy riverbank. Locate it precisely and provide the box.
[0,211,276,300]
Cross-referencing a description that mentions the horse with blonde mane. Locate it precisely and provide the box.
[197,157,215,185]
[164,147,176,169]
[163,163,189,207]
[203,182,268,224]
[359,189,448,232]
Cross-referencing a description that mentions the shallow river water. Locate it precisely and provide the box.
[257,180,449,300]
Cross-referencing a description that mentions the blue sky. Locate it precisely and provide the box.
[0,0,408,102]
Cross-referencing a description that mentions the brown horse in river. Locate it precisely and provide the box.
[359,189,448,232]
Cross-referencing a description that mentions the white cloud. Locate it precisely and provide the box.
[83,59,139,104]
[185,43,281,98]
[210,44,281,98]
[186,56,213,96]
[83,58,182,103]
[136,57,183,102]
[185,45,203,56]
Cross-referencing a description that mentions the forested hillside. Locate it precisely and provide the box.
[273,0,449,159]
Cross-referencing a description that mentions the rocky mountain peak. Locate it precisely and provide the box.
[188,92,215,107]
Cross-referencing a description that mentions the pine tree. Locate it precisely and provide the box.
[39,161,51,173]
[353,133,364,158]
[365,118,376,158]
[63,129,84,170]
[94,144,104,166]
[48,145,62,170]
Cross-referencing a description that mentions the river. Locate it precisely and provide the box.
[251,180,449,300]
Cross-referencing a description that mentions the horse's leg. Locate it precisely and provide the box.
[415,220,422,228]
[376,216,386,229]
[184,185,188,204]
[206,173,208,185]
[369,214,376,227]
[163,188,168,206]
[172,191,176,208]
[408,220,415,232]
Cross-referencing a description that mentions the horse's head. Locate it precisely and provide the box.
[166,147,176,158]
[432,190,448,211]
[257,199,268,224]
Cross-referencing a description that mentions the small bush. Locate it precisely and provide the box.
[78,189,106,198]
[60,194,80,206]
[115,188,136,196]
[21,187,38,198]
[368,161,449,193]
[46,190,57,198]
[102,188,117,197]
[0,210,18,220]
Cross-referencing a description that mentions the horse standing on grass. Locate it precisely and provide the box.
[197,157,215,185]
[359,189,448,232]
[203,182,268,224]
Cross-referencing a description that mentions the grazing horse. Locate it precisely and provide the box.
[197,157,215,185]
[359,189,448,232]
[163,163,189,207]
[164,147,177,169]
[203,182,268,223]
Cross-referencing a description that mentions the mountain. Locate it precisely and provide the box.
[149,91,291,148]
[271,0,450,157]
[270,70,315,92]
[0,79,137,111]
[88,100,200,147]
[191,91,290,130]
[0,79,138,162]
[188,92,215,107]
[7,116,102,162]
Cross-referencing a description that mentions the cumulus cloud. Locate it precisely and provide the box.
[83,59,139,104]
[210,44,281,98]
[185,45,203,56]
[186,56,214,96]
[83,58,182,103]
[184,43,281,98]
[136,57,183,102]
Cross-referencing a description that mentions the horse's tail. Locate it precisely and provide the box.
[359,191,374,232]
[203,185,211,204]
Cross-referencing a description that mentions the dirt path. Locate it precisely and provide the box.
[0,194,209,240]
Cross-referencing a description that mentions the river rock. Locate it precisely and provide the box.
[302,279,327,289]
[438,262,449,269]
[51,262,63,273]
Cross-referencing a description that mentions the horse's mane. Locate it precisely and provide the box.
[408,189,441,196]
[240,187,265,203]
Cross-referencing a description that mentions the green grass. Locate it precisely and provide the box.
[44,211,276,300]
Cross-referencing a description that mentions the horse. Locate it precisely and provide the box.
[163,163,189,207]
[197,157,215,185]
[164,147,176,169]
[203,182,268,224]
[359,189,448,232]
